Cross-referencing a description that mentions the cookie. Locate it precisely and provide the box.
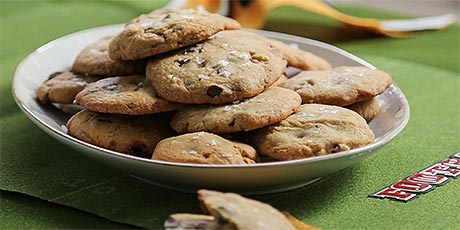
[282,212,321,230]
[269,39,331,70]
[75,75,183,115]
[250,104,375,160]
[170,87,301,133]
[346,97,380,122]
[280,66,393,106]
[66,110,174,158]
[36,70,101,104]
[197,190,295,230]
[71,36,146,76]
[273,74,289,86]
[152,132,257,165]
[147,30,287,104]
[109,8,241,60]
[165,214,220,230]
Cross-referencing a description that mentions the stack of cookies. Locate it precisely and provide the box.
[36,8,393,164]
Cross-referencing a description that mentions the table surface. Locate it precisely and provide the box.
[1,0,459,229]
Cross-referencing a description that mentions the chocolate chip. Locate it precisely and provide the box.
[129,143,149,158]
[331,143,350,153]
[198,62,206,68]
[174,58,191,67]
[48,71,63,80]
[162,13,172,21]
[197,59,207,68]
[239,0,251,7]
[206,85,223,98]
[183,46,204,54]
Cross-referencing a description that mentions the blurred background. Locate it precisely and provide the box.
[331,0,459,21]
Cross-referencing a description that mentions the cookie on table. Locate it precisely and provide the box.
[109,8,241,60]
[75,75,183,115]
[152,132,257,165]
[197,190,295,230]
[36,70,101,104]
[66,110,174,158]
[250,104,375,160]
[170,87,301,133]
[269,39,331,70]
[147,30,287,104]
[279,66,393,106]
[165,214,220,230]
[71,36,146,76]
[346,97,380,122]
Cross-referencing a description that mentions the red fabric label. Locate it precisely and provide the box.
[391,179,434,193]
[440,158,460,169]
[422,163,460,178]
[370,152,459,202]
[372,187,417,202]
[407,173,449,185]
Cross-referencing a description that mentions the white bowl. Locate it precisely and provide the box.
[12,25,410,194]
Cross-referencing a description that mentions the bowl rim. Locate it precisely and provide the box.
[12,24,410,169]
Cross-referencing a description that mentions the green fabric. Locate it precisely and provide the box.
[0,190,136,229]
[1,0,459,229]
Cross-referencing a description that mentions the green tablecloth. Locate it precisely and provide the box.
[1,1,459,229]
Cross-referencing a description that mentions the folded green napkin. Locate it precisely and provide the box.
[0,190,136,229]
[1,0,459,229]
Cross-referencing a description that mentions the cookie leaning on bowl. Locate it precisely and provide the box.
[279,66,392,106]
[147,30,287,104]
[268,38,331,70]
[36,70,102,104]
[109,8,241,60]
[71,36,146,76]
[346,97,380,122]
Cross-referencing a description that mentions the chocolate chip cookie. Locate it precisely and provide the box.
[346,97,380,122]
[147,30,287,104]
[280,66,393,106]
[152,132,257,165]
[71,36,146,76]
[170,87,301,133]
[273,74,289,86]
[250,104,375,160]
[197,190,295,230]
[75,75,183,115]
[269,39,331,70]
[165,214,220,230]
[109,8,241,60]
[67,110,175,158]
[36,70,101,104]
